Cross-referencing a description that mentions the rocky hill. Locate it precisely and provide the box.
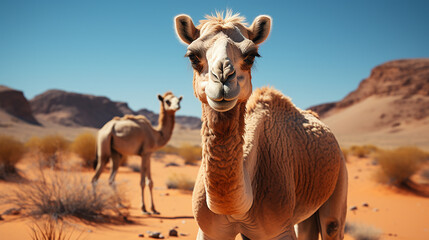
[308,58,429,149]
[30,89,134,128]
[0,85,39,125]
[310,59,429,118]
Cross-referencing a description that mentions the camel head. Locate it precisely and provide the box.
[158,92,182,113]
[175,11,271,112]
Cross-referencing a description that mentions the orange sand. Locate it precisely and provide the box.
[0,154,428,240]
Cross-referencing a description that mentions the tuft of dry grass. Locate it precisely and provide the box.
[0,135,26,178]
[349,145,379,158]
[345,222,382,240]
[177,143,202,165]
[157,143,202,165]
[29,219,83,240]
[0,169,129,223]
[375,146,427,186]
[341,147,349,162]
[70,132,96,168]
[166,173,195,191]
[157,145,178,155]
[26,135,70,169]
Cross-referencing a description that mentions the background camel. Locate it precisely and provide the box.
[91,92,182,214]
[175,11,347,239]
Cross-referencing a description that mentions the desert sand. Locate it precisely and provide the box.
[1,152,429,240]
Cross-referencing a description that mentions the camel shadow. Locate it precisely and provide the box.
[133,215,194,220]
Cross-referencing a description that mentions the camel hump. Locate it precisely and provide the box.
[246,87,297,115]
[112,114,148,121]
[304,110,320,119]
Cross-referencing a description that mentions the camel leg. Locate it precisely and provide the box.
[108,150,121,186]
[297,212,320,240]
[143,153,159,214]
[91,154,109,184]
[140,152,150,214]
[317,159,348,240]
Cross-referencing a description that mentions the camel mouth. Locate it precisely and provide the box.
[207,97,237,112]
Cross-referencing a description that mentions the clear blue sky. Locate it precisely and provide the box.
[1,0,429,117]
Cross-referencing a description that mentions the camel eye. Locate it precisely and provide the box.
[242,52,260,70]
[185,52,203,72]
[165,100,171,106]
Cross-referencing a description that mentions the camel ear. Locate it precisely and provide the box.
[179,96,183,101]
[174,14,200,45]
[247,15,272,45]
[158,94,163,101]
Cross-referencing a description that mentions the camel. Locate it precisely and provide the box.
[91,92,182,214]
[174,11,348,239]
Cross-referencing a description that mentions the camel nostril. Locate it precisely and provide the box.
[211,59,236,83]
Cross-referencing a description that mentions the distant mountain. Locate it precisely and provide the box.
[28,89,201,129]
[135,108,202,130]
[30,89,134,128]
[308,58,429,149]
[0,85,39,125]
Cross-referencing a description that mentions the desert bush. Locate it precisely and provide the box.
[0,170,129,223]
[345,222,382,240]
[71,132,96,168]
[166,173,195,191]
[156,145,178,155]
[26,135,70,168]
[349,145,379,158]
[177,143,202,165]
[0,135,26,177]
[30,219,83,240]
[341,147,349,162]
[376,146,426,185]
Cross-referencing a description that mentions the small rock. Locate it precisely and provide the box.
[0,215,4,221]
[350,206,358,211]
[165,162,180,167]
[354,176,359,179]
[148,231,164,239]
[2,208,21,215]
[181,220,186,224]
[362,202,369,207]
[138,234,144,238]
[180,233,189,237]
[169,228,178,237]
[373,208,379,212]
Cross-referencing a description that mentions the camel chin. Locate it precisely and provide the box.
[207,97,237,112]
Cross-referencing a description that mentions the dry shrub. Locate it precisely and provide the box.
[30,219,83,240]
[26,135,70,168]
[345,222,382,240]
[349,145,379,158]
[0,169,129,223]
[177,143,202,165]
[157,145,178,155]
[0,135,26,178]
[341,147,349,162]
[376,146,426,185]
[166,173,195,191]
[71,132,96,168]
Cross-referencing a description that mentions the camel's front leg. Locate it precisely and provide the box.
[143,152,159,214]
[140,152,159,215]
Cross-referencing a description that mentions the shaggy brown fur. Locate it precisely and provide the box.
[175,12,347,240]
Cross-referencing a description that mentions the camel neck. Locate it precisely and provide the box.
[200,102,253,215]
[155,108,175,147]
